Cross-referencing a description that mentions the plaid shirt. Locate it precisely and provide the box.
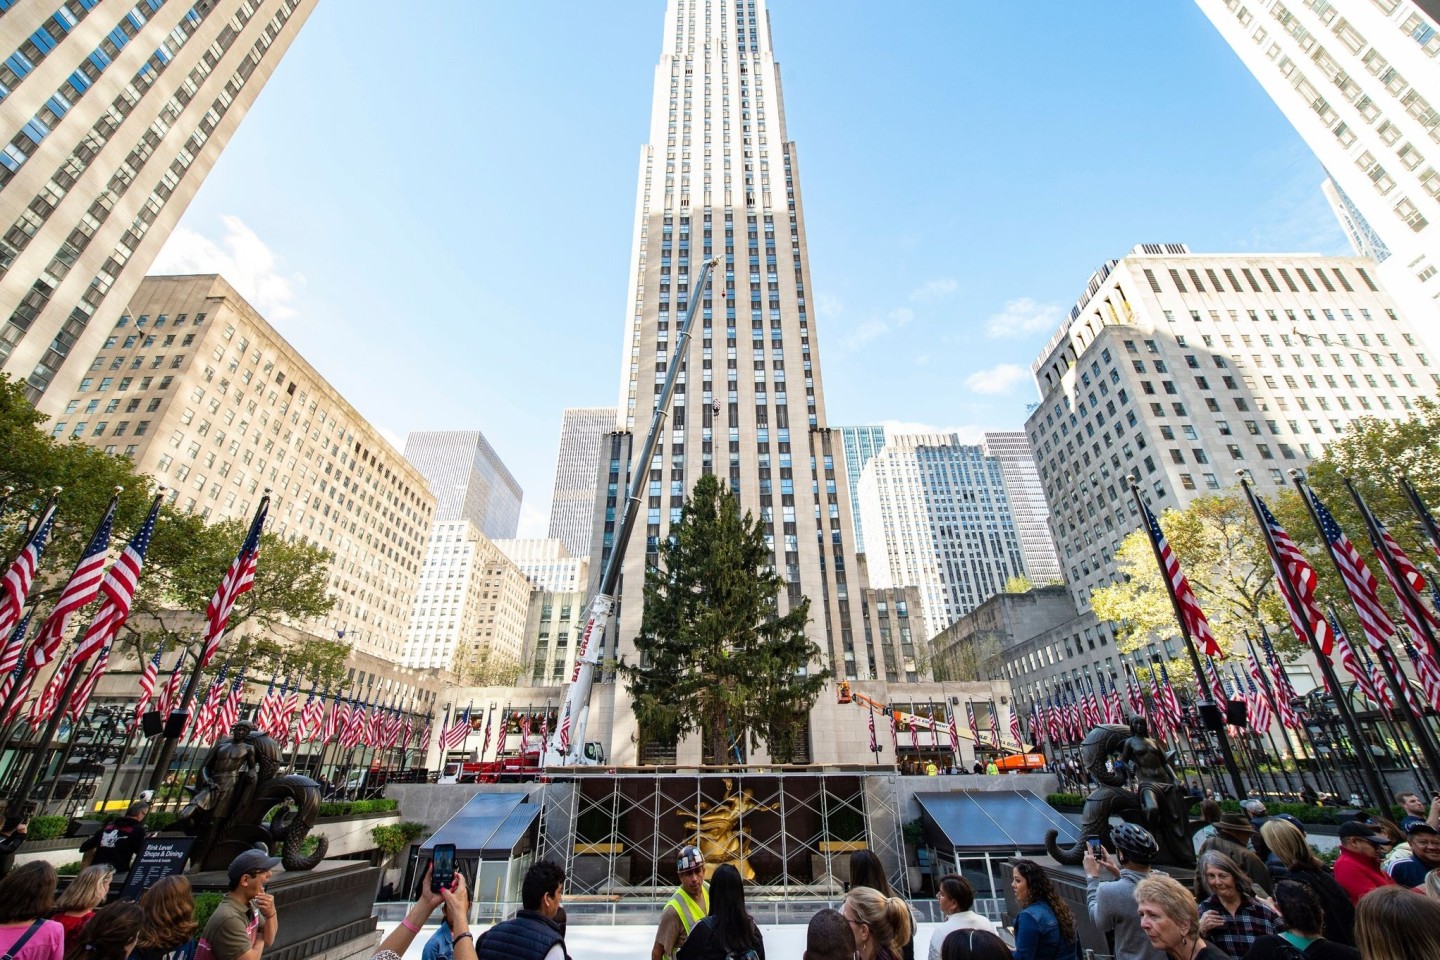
[1197,894,1282,960]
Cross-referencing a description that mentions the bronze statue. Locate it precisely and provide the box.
[172,723,329,872]
[1045,717,1195,868]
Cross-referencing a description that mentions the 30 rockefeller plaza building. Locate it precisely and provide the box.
[578,0,1003,765]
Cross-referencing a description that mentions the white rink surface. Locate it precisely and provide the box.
[380,920,945,959]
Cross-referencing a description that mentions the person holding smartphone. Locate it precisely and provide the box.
[1083,824,1164,960]
[373,866,474,960]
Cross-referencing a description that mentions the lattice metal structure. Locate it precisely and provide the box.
[538,769,911,903]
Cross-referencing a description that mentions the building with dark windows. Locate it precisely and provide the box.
[0,0,314,410]
[546,406,614,559]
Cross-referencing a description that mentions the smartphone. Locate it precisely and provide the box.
[431,843,456,894]
[1087,836,1102,856]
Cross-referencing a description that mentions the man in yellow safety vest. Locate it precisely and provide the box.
[651,845,709,960]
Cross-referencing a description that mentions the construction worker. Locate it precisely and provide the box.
[652,845,709,960]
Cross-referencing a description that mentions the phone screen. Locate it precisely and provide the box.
[1087,836,1101,855]
[431,844,456,893]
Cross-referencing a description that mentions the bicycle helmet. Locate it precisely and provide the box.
[1110,822,1160,864]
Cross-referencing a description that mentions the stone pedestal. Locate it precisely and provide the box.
[188,860,381,960]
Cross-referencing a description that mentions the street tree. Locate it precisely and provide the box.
[621,473,827,763]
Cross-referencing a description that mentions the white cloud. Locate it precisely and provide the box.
[965,363,1028,395]
[984,297,1063,339]
[910,277,958,303]
[814,292,845,321]
[376,425,406,454]
[151,215,304,321]
[879,419,986,444]
[843,306,914,350]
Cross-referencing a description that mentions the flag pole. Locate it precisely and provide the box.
[1242,630,1312,799]
[1126,476,1247,797]
[1239,476,1387,810]
[1294,473,1440,781]
[0,489,63,728]
[1399,474,1440,562]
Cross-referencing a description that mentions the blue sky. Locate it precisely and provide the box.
[153,1,1349,537]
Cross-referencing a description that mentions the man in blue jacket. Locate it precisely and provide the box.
[475,859,566,960]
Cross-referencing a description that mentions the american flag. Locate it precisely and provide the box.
[966,699,980,746]
[28,495,119,670]
[519,711,532,753]
[401,710,414,751]
[0,500,57,640]
[557,701,573,752]
[133,647,163,723]
[909,713,920,751]
[324,695,347,743]
[1259,627,1303,730]
[29,654,75,727]
[1204,657,1230,707]
[1370,514,1440,649]
[193,663,230,742]
[479,710,493,760]
[1404,477,1440,563]
[419,717,431,754]
[440,705,471,751]
[1009,704,1023,747]
[1253,493,1332,655]
[342,699,368,749]
[214,668,245,737]
[1402,630,1440,711]
[1046,693,1062,742]
[157,651,186,716]
[1158,663,1185,732]
[278,678,300,739]
[1138,496,1224,658]
[1124,665,1146,717]
[253,671,280,734]
[987,701,1001,747]
[76,494,162,665]
[298,686,325,743]
[1081,680,1101,729]
[1306,488,1396,653]
[1334,614,1384,708]
[0,611,34,708]
[199,498,268,669]
[539,709,550,750]
[68,644,110,720]
[1104,675,1126,724]
[1245,652,1273,732]
[945,707,960,754]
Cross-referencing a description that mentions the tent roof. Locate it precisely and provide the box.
[419,793,539,860]
[914,790,1079,852]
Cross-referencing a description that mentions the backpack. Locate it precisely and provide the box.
[1,921,45,960]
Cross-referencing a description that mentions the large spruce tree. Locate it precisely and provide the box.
[622,472,826,763]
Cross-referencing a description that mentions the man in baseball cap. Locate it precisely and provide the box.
[1387,822,1440,888]
[651,845,708,960]
[202,849,282,960]
[1334,820,1398,904]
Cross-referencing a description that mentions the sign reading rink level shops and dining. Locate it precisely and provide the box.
[120,837,194,900]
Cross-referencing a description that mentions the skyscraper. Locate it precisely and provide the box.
[857,434,1027,638]
[981,431,1062,584]
[546,406,614,558]
[589,0,866,763]
[1195,1,1440,333]
[403,430,522,539]
[835,425,887,553]
[0,0,315,409]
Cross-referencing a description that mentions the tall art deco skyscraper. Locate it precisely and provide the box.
[587,0,867,764]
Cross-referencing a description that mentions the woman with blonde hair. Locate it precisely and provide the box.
[51,864,113,951]
[1353,885,1440,960]
[1423,866,1440,902]
[1260,819,1354,945]
[843,886,913,960]
[131,875,199,960]
[1134,874,1227,960]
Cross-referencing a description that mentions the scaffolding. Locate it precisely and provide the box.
[537,767,910,912]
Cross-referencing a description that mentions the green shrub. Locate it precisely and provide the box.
[300,833,326,857]
[26,815,69,841]
[1046,793,1086,808]
[145,811,178,831]
[56,860,84,876]
[193,893,224,930]
[317,798,398,818]
[901,819,924,846]
[371,821,428,858]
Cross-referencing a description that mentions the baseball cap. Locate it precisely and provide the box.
[1338,821,1393,845]
[1407,822,1439,837]
[228,849,283,884]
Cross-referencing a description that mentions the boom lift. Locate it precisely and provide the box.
[541,257,721,769]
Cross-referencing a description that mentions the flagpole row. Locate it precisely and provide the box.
[1242,631,1315,799]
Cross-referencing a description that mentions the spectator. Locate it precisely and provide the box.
[1387,822,1440,888]
[1423,867,1440,902]
[1333,820,1398,905]
[1194,850,1281,960]
[1353,884,1440,960]
[63,901,140,960]
[80,801,149,874]
[420,870,471,960]
[1260,819,1354,945]
[1371,817,1412,873]
[1243,800,1273,863]
[52,864,114,951]
[1394,792,1440,834]
[1244,880,1359,960]
[0,861,64,960]
[677,864,762,960]
[372,866,474,960]
[1134,873,1228,960]
[929,874,998,960]
[843,886,912,960]
[1192,800,1223,855]
[1195,815,1273,896]
[200,850,280,960]
[1009,859,1080,960]
[0,816,27,878]
[475,859,565,960]
[804,908,854,960]
[1082,823,1164,960]
[131,875,199,960]
[940,930,1012,960]
[653,846,709,960]
[848,851,917,960]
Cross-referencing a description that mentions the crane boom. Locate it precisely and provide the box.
[542,257,720,768]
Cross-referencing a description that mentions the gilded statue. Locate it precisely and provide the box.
[675,778,777,880]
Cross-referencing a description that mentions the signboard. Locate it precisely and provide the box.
[119,837,193,899]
